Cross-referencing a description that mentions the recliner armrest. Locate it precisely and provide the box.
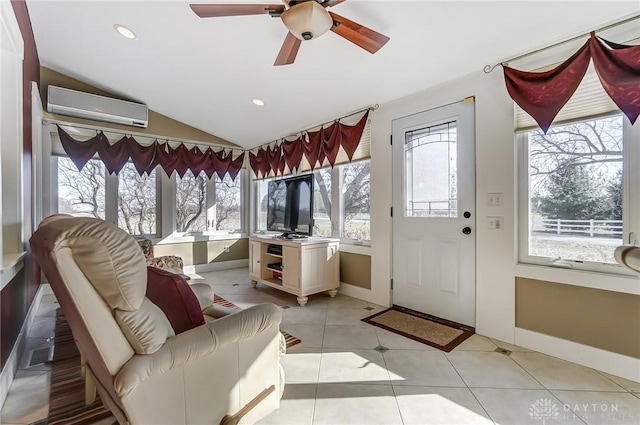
[615,245,640,274]
[114,303,282,397]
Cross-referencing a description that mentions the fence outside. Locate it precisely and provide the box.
[532,217,623,238]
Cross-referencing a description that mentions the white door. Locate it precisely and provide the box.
[392,99,476,326]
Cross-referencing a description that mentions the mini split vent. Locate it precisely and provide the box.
[47,86,148,128]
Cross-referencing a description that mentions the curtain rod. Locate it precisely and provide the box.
[483,14,640,73]
[42,117,241,151]
[249,104,378,151]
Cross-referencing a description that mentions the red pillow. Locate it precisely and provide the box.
[145,267,205,334]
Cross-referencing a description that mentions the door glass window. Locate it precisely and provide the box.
[404,121,457,218]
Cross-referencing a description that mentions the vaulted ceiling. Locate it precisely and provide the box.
[26,1,639,148]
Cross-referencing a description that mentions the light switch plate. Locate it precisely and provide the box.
[487,193,503,207]
[487,216,504,231]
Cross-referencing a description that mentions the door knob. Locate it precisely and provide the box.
[462,227,472,235]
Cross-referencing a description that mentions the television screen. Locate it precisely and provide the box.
[267,174,314,235]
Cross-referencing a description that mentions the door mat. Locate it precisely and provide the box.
[362,305,474,352]
[214,295,301,349]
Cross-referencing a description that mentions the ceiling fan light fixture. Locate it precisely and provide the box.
[281,1,332,41]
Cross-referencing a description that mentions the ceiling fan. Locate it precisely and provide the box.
[190,0,390,66]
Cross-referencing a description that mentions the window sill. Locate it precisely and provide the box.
[339,243,371,256]
[515,263,640,295]
[1,252,27,290]
[157,233,247,244]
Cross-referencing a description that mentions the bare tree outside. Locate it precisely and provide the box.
[215,173,242,231]
[117,163,157,235]
[342,160,371,240]
[527,115,623,263]
[176,170,207,232]
[57,157,106,218]
[313,169,332,236]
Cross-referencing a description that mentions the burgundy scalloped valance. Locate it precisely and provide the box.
[249,110,369,178]
[57,125,245,180]
[503,32,640,133]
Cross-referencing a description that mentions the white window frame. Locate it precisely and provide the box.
[517,113,640,276]
[171,170,247,239]
[53,156,162,238]
[251,160,371,246]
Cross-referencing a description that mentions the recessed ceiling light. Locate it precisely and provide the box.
[251,98,265,106]
[114,24,136,39]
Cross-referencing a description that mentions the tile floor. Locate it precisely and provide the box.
[2,267,639,425]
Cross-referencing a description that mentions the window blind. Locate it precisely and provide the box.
[515,64,619,132]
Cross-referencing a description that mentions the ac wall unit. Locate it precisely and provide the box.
[47,86,148,128]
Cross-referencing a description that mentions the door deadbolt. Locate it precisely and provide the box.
[463,211,471,218]
[462,227,472,235]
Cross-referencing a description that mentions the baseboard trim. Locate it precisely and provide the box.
[184,259,249,274]
[515,327,640,383]
[338,282,380,305]
[0,284,46,408]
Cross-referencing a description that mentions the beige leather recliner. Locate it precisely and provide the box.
[30,215,284,425]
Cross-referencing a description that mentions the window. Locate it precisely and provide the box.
[404,122,457,218]
[342,160,370,241]
[117,163,157,236]
[313,169,333,237]
[176,170,208,233]
[57,157,106,219]
[519,114,639,269]
[254,160,371,243]
[215,173,242,232]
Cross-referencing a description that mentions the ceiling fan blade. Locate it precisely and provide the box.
[274,32,302,66]
[190,4,285,18]
[329,12,390,54]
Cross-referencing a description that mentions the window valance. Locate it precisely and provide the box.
[249,110,370,179]
[57,125,245,180]
[504,32,639,133]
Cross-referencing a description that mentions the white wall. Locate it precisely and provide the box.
[367,69,518,343]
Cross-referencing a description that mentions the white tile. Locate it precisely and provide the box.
[281,349,322,383]
[325,307,373,326]
[313,383,402,425]
[511,352,624,391]
[447,352,543,389]
[394,385,493,425]
[453,334,499,351]
[326,295,369,310]
[322,325,379,349]
[280,324,324,349]
[598,371,640,393]
[257,383,316,425]
[281,305,328,325]
[374,327,436,351]
[26,316,55,339]
[385,350,466,387]
[472,388,581,425]
[318,349,390,385]
[0,371,50,424]
[551,390,640,425]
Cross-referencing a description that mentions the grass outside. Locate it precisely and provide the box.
[530,235,621,264]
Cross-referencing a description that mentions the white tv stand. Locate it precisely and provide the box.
[249,235,340,306]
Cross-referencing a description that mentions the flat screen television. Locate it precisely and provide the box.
[267,174,314,236]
